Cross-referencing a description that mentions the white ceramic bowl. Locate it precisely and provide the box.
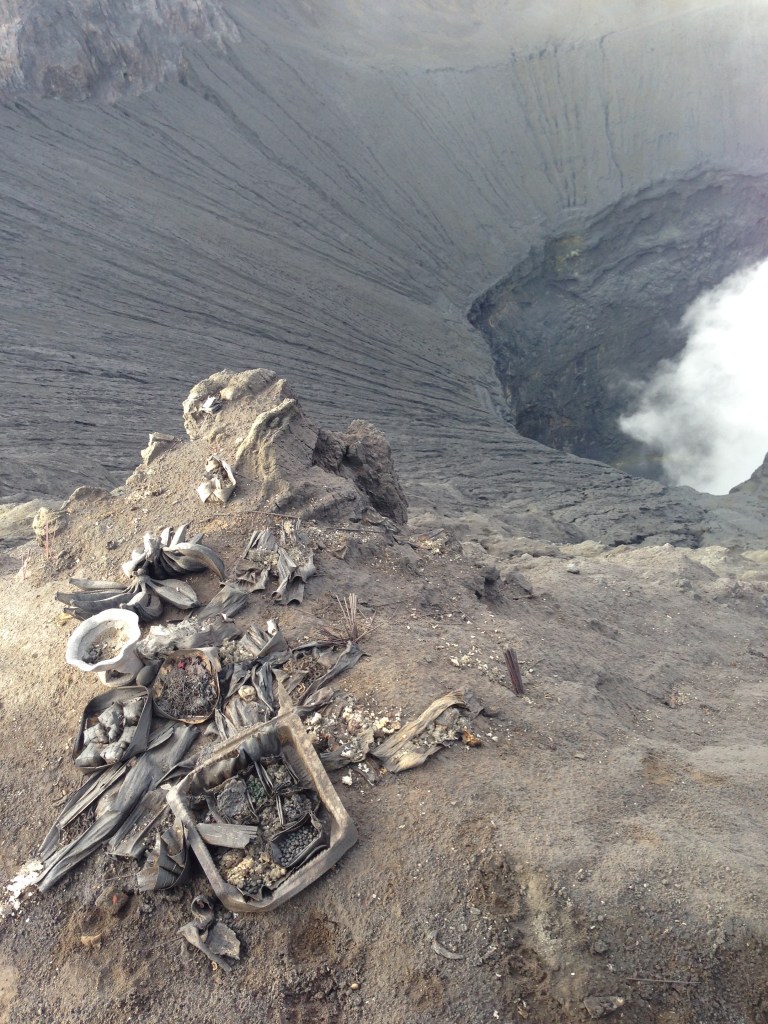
[66,608,143,683]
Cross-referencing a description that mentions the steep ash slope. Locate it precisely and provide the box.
[1,1,768,544]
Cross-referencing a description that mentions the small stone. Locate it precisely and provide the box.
[96,888,129,916]
[350,982,360,990]
[122,697,145,727]
[574,752,587,760]
[566,562,580,574]
[121,726,137,746]
[591,939,609,955]
[78,907,108,948]
[74,742,105,769]
[583,995,625,1019]
[214,777,250,821]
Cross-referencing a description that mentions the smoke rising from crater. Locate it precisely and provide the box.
[619,258,768,494]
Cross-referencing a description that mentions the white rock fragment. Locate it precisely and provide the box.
[5,860,44,912]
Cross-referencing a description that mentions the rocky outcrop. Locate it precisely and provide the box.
[730,451,768,498]
[313,422,408,525]
[182,369,408,524]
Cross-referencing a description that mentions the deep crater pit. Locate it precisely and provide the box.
[469,172,768,485]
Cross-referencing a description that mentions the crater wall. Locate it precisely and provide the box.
[469,173,768,477]
[1,0,767,543]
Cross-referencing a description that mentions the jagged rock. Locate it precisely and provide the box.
[730,451,768,497]
[314,421,408,525]
[312,429,346,475]
[182,369,407,524]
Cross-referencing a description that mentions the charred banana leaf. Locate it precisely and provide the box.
[56,523,227,619]
[122,526,225,581]
[198,581,250,619]
[138,616,241,659]
[179,895,240,970]
[57,577,166,622]
[237,525,315,604]
[37,724,197,892]
[137,817,192,892]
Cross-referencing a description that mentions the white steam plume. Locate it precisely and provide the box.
[619,258,768,495]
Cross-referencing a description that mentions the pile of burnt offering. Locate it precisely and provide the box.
[169,712,357,913]
[201,755,325,889]
[7,517,483,969]
[73,686,152,769]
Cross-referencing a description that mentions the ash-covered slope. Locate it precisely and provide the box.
[2,0,768,544]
